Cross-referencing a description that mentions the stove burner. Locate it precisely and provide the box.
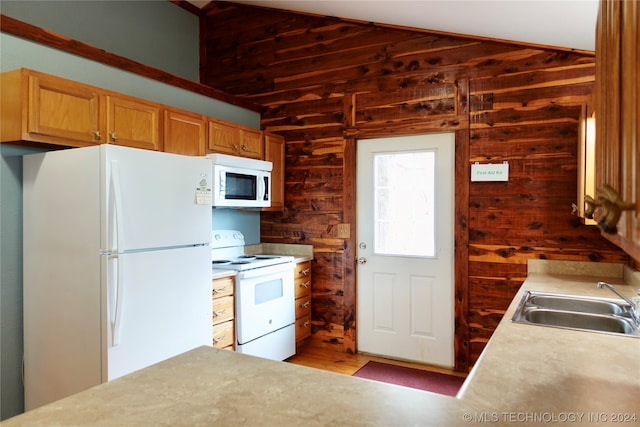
[212,260,232,265]
[238,255,257,260]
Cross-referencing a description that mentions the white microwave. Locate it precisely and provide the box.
[206,153,272,208]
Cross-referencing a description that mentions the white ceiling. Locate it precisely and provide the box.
[201,0,598,51]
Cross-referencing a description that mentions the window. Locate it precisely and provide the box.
[374,150,436,257]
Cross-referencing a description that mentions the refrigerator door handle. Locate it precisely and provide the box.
[110,160,125,253]
[108,253,124,347]
[109,160,126,346]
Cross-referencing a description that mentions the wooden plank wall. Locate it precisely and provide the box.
[200,3,628,371]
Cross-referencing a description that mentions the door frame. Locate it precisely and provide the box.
[343,129,470,372]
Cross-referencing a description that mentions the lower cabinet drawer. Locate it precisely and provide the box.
[212,276,234,298]
[213,319,234,349]
[295,314,311,341]
[212,295,234,325]
[294,276,312,299]
[295,295,311,319]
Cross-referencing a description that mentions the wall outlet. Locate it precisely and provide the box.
[337,223,350,238]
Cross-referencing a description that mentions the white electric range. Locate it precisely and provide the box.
[211,230,295,361]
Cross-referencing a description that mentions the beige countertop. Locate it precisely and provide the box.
[7,261,639,426]
[460,260,639,419]
[245,242,314,263]
[4,347,479,426]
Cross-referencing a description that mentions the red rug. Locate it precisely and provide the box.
[352,361,465,396]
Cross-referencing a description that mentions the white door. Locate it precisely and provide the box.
[356,133,454,367]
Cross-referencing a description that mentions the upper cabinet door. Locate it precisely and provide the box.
[207,118,263,159]
[163,109,206,156]
[106,95,161,151]
[594,0,640,260]
[207,119,241,155]
[238,128,263,159]
[27,72,102,146]
[263,132,285,211]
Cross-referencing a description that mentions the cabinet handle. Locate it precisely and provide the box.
[301,320,310,328]
[109,132,117,142]
[585,184,635,234]
[213,334,226,344]
[91,130,101,141]
[213,309,226,317]
[300,268,310,276]
[301,301,310,308]
[241,144,248,151]
[212,288,227,295]
[232,144,239,152]
[300,281,311,289]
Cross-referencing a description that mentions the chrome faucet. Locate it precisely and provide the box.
[597,281,640,326]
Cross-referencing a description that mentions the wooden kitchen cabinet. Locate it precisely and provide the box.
[2,68,264,158]
[212,275,235,351]
[239,128,263,158]
[163,108,206,156]
[1,68,102,147]
[1,68,161,150]
[294,260,312,344]
[106,94,161,151]
[207,118,263,159]
[263,132,285,211]
[594,0,640,261]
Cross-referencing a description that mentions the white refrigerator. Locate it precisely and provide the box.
[23,145,213,410]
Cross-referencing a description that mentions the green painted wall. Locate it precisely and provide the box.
[0,0,200,81]
[0,144,47,420]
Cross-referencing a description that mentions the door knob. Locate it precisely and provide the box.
[357,257,367,264]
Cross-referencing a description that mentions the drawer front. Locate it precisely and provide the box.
[213,320,235,349]
[296,295,311,319]
[294,276,311,299]
[294,261,311,278]
[212,295,234,325]
[295,314,311,341]
[212,276,234,298]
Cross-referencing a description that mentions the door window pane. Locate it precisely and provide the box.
[374,151,435,257]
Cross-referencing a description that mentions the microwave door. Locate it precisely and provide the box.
[228,172,257,200]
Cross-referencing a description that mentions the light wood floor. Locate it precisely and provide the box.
[286,340,467,379]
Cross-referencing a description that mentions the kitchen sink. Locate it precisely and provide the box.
[512,291,640,338]
[528,294,625,315]
[524,309,635,334]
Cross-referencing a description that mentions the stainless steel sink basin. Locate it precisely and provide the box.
[512,291,639,338]
[528,294,625,315]
[524,309,635,334]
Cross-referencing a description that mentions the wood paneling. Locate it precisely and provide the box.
[200,3,628,371]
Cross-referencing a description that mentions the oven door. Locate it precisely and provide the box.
[235,263,294,345]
